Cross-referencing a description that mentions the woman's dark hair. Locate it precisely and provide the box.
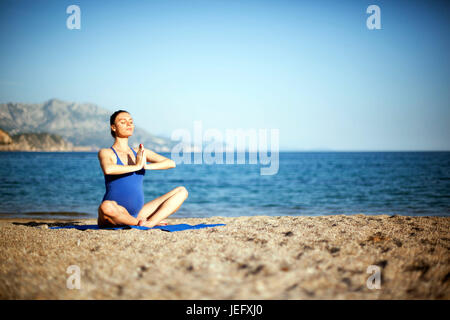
[110,110,129,138]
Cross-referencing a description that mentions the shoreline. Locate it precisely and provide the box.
[1,214,449,299]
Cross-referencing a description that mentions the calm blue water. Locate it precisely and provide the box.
[0,152,449,219]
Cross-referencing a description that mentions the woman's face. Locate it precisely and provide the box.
[112,112,134,138]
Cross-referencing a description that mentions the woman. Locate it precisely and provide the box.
[97,110,188,228]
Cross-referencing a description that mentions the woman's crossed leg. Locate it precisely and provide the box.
[136,186,188,228]
[97,186,188,228]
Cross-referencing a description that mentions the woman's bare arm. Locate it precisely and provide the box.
[143,148,176,170]
[98,149,143,175]
[145,159,176,170]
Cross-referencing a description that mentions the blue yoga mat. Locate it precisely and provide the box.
[50,223,225,232]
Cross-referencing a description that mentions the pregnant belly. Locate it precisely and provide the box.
[102,187,144,218]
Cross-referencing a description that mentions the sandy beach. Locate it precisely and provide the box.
[0,214,448,300]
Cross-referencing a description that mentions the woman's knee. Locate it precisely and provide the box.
[100,200,118,217]
[176,186,188,199]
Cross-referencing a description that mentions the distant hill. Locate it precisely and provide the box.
[0,98,174,152]
[0,128,12,145]
[0,128,90,151]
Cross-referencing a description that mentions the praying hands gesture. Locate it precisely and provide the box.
[135,144,146,169]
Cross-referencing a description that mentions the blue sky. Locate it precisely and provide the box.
[0,0,449,151]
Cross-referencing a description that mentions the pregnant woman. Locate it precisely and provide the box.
[97,110,188,228]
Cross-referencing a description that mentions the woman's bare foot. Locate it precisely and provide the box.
[156,220,168,226]
[137,219,146,227]
[138,219,168,227]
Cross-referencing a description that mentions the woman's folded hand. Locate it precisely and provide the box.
[136,144,146,169]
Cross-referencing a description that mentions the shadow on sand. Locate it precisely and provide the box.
[12,221,84,228]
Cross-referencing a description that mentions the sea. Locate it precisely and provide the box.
[0,151,449,219]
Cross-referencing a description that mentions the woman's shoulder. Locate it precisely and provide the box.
[97,148,117,164]
[98,147,113,153]
[98,147,114,158]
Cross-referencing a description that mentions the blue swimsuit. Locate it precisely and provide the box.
[102,146,146,218]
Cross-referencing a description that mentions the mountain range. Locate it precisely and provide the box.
[0,98,174,152]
